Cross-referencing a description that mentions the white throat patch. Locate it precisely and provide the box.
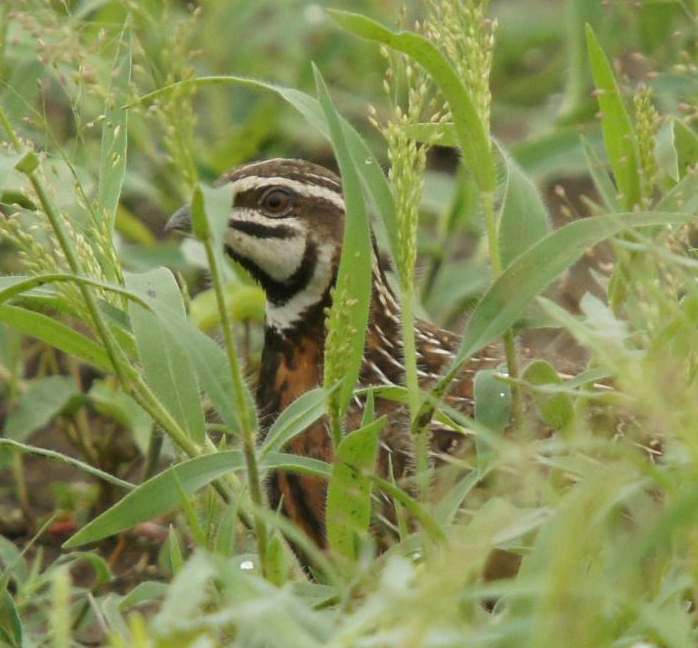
[265,240,335,332]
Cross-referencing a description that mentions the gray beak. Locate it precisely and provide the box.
[165,204,192,234]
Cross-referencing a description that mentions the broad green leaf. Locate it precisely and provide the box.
[586,24,641,209]
[131,75,399,268]
[0,272,244,434]
[521,360,574,430]
[447,210,696,378]
[0,305,111,371]
[673,119,698,178]
[326,417,384,560]
[329,9,496,192]
[98,32,131,233]
[581,136,621,212]
[125,268,206,445]
[64,451,330,547]
[190,283,264,332]
[474,369,511,435]
[191,183,234,265]
[315,67,373,414]
[3,376,78,442]
[497,149,551,268]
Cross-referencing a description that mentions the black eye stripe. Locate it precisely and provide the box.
[229,221,297,239]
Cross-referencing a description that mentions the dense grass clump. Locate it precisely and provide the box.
[1,1,698,646]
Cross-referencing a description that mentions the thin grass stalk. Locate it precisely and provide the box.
[481,190,523,427]
[201,232,268,576]
[0,102,238,502]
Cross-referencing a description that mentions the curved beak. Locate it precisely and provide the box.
[165,204,192,234]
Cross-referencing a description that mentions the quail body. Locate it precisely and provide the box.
[168,158,505,547]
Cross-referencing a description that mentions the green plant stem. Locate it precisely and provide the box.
[0,103,238,505]
[482,190,524,428]
[202,237,268,577]
[401,285,429,501]
[329,408,343,450]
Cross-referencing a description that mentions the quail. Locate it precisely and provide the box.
[167,158,505,547]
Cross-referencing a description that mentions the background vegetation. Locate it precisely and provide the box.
[1,0,698,646]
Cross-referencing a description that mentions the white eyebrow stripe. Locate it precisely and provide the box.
[304,171,342,188]
[231,176,345,211]
[230,207,305,232]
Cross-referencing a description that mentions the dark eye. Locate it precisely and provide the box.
[260,188,293,215]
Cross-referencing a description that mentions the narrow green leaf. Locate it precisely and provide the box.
[3,376,78,442]
[449,210,696,374]
[0,274,150,310]
[497,148,550,268]
[673,119,698,178]
[98,32,131,233]
[314,66,373,414]
[166,526,184,575]
[521,360,574,430]
[0,305,111,371]
[586,24,641,209]
[581,136,621,212]
[0,439,134,490]
[260,386,328,457]
[329,9,496,192]
[434,469,485,526]
[0,591,21,648]
[326,417,385,560]
[64,451,330,547]
[474,369,511,434]
[125,268,206,445]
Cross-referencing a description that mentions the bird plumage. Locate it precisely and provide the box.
[168,158,505,547]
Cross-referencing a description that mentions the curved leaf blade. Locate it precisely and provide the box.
[328,9,496,192]
[586,24,641,210]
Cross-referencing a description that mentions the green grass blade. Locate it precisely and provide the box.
[125,268,206,445]
[673,118,698,178]
[0,305,111,371]
[98,32,131,234]
[0,439,134,489]
[314,66,373,414]
[64,450,330,547]
[260,386,329,457]
[448,210,697,374]
[586,24,641,210]
[326,417,384,560]
[63,451,247,547]
[497,146,551,268]
[328,9,496,192]
[581,135,621,211]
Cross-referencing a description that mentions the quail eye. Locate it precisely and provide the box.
[260,188,293,215]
